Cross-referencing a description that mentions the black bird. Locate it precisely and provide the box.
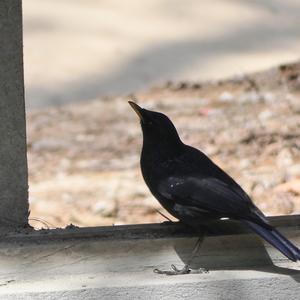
[129,101,300,274]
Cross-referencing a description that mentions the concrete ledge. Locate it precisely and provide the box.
[3,270,299,300]
[0,216,300,299]
[2,215,299,242]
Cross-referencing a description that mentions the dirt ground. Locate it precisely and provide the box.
[27,62,300,228]
[23,0,300,108]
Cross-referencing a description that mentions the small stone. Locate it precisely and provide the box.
[271,192,294,215]
[276,148,294,169]
[238,91,260,103]
[175,82,188,90]
[275,179,300,195]
[65,223,79,229]
[219,91,234,103]
[93,201,117,217]
[262,92,275,103]
[239,158,251,168]
[258,109,273,121]
[231,73,245,83]
[192,83,201,89]
[32,138,69,152]
[286,164,300,178]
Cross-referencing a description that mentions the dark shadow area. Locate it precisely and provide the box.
[172,226,300,283]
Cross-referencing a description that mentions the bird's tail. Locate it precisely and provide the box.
[242,220,300,262]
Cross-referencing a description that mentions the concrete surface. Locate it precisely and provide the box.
[0,1,29,228]
[0,217,299,299]
[23,0,300,109]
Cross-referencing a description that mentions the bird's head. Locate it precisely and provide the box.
[129,101,183,152]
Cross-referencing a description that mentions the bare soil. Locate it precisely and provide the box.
[27,62,300,228]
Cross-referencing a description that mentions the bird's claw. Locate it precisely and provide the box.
[153,264,191,275]
[153,264,209,275]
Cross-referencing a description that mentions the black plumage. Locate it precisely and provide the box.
[129,101,300,264]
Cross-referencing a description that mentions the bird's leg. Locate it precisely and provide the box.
[153,237,209,275]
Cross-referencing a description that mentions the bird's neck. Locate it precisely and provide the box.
[141,137,184,162]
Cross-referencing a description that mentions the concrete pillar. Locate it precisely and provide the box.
[0,1,29,228]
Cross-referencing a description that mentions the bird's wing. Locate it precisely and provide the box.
[158,176,254,218]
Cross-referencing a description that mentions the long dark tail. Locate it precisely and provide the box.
[242,220,300,262]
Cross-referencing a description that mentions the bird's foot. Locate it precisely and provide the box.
[153,264,209,275]
[153,264,191,275]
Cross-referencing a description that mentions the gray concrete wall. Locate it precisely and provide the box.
[0,1,28,228]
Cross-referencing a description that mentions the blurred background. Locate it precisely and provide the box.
[24,0,300,228]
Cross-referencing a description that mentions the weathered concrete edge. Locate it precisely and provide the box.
[0,0,29,228]
[2,272,300,300]
[2,215,300,243]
